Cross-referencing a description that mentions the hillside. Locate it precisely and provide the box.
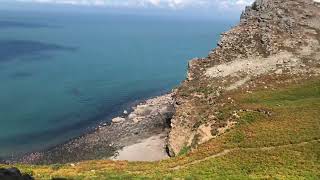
[1,0,320,179]
[168,0,320,156]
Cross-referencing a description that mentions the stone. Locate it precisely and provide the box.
[0,167,34,180]
[128,113,137,120]
[112,117,125,123]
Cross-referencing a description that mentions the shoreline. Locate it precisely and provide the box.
[10,93,175,164]
[111,133,170,162]
[0,90,170,162]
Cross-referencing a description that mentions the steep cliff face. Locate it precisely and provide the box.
[168,0,320,156]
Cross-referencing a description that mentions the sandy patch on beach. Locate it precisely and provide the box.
[15,94,174,164]
[112,133,169,161]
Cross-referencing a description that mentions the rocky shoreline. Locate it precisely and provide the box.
[10,93,175,164]
[7,0,319,165]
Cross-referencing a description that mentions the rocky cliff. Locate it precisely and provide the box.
[168,0,320,156]
[2,0,320,178]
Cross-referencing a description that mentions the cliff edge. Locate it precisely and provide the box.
[168,0,320,156]
[2,0,320,179]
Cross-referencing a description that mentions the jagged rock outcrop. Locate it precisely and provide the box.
[0,167,34,180]
[168,0,320,156]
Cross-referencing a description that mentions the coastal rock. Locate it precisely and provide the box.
[112,117,125,123]
[0,168,34,180]
[11,0,320,164]
[168,0,320,156]
[17,93,175,164]
[127,93,174,124]
[128,113,137,120]
[187,58,199,81]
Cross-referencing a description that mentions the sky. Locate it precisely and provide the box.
[14,0,253,9]
[1,0,254,19]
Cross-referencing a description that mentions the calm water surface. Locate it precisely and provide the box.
[0,10,237,157]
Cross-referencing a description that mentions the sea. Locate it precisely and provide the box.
[0,8,238,158]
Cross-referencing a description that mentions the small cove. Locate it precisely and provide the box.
[0,9,237,158]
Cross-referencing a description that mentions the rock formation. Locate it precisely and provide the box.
[0,167,33,180]
[168,0,320,156]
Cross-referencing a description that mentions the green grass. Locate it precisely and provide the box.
[2,79,320,179]
[243,80,320,107]
[178,146,192,156]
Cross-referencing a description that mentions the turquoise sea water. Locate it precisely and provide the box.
[0,10,237,158]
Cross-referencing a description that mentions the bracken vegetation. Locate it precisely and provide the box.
[2,78,319,179]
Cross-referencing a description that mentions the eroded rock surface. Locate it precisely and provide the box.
[168,0,320,156]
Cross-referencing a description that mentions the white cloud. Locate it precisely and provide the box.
[16,0,254,9]
[148,0,161,6]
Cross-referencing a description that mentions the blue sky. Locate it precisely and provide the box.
[14,0,253,9]
[2,0,254,19]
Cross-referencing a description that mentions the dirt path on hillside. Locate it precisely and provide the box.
[172,138,320,170]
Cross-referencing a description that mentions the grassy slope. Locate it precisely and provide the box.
[2,78,320,179]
